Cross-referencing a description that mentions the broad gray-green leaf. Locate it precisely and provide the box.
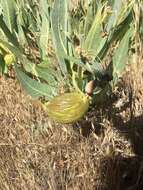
[112,26,133,84]
[35,65,58,86]
[15,64,57,100]
[22,60,63,87]
[83,2,94,40]
[39,0,49,61]
[116,1,134,25]
[51,0,68,75]
[0,15,19,47]
[0,0,17,32]
[0,38,23,61]
[15,3,27,46]
[83,5,108,58]
[106,0,122,32]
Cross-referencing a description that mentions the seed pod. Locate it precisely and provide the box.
[4,53,15,66]
[43,91,89,123]
[85,80,96,96]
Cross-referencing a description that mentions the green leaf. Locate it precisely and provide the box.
[14,64,57,100]
[83,5,108,58]
[98,9,133,61]
[0,15,19,47]
[38,0,49,60]
[0,38,23,60]
[106,0,122,32]
[35,65,58,86]
[112,26,133,84]
[51,0,68,75]
[116,0,134,26]
[15,3,28,46]
[83,3,94,38]
[0,53,5,75]
[0,0,17,32]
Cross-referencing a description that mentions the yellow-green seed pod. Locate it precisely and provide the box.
[4,53,15,66]
[43,91,90,123]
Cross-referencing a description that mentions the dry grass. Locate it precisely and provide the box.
[0,48,143,190]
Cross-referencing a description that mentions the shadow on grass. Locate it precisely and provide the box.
[74,95,143,190]
[103,114,143,190]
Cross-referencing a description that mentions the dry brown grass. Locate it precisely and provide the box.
[0,50,143,190]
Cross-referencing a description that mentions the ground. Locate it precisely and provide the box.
[0,49,143,190]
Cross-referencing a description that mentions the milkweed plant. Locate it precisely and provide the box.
[0,0,141,123]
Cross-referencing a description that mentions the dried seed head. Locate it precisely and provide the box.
[43,91,89,123]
